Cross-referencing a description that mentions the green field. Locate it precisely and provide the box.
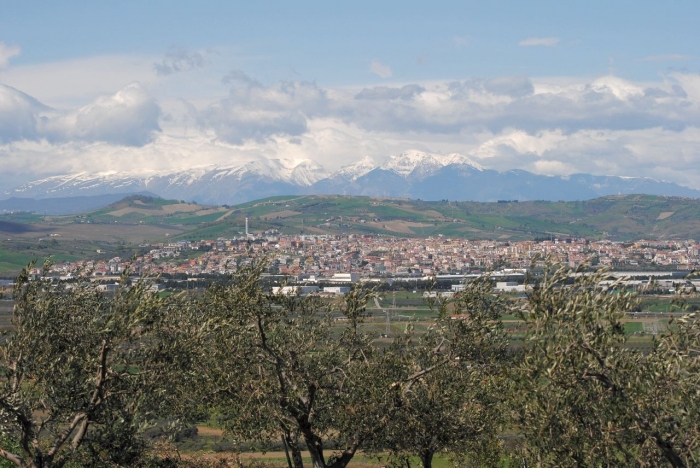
[210,194,700,240]
[4,193,700,273]
[5,194,700,245]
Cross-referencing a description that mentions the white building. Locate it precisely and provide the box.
[422,291,455,298]
[271,285,320,296]
[323,286,350,294]
[330,273,359,283]
[494,281,526,292]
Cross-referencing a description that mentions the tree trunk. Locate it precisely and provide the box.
[301,429,326,468]
[326,450,356,468]
[307,446,326,468]
[282,435,293,468]
[419,450,433,468]
[291,446,304,468]
[282,429,305,468]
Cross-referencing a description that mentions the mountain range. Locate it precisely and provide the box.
[4,151,700,206]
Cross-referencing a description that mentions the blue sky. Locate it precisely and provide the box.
[1,1,700,190]
[4,1,698,83]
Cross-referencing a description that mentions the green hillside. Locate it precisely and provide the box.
[198,194,700,241]
[3,193,700,274]
[5,194,700,243]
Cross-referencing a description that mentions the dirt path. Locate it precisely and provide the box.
[215,210,235,222]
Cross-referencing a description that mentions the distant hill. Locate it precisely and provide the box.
[3,194,700,242]
[169,194,700,242]
[83,195,232,225]
[6,151,700,204]
[0,192,159,215]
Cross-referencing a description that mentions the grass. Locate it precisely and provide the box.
[194,194,700,240]
[0,248,84,274]
[0,250,38,272]
[181,452,499,468]
[172,222,245,240]
[638,296,700,313]
[0,238,117,274]
[7,193,700,245]
[0,212,46,224]
[177,430,510,468]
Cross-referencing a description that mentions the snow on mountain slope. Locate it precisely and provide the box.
[441,152,484,170]
[5,158,325,202]
[382,150,483,177]
[330,150,483,180]
[205,159,326,184]
[384,150,443,177]
[333,156,378,181]
[6,151,700,205]
[14,172,147,196]
[288,159,329,185]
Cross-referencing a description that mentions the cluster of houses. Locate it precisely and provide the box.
[42,235,700,283]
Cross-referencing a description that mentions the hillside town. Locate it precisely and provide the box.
[43,233,700,280]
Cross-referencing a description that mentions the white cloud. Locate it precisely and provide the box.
[0,84,48,142]
[471,129,568,160]
[5,69,700,191]
[465,126,700,189]
[0,55,157,108]
[338,74,700,135]
[0,82,160,146]
[198,73,328,144]
[369,60,392,78]
[0,42,20,69]
[154,47,210,76]
[42,82,161,146]
[519,37,560,47]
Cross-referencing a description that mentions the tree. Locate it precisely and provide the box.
[377,278,510,468]
[513,263,700,467]
[0,262,180,468]
[190,260,403,468]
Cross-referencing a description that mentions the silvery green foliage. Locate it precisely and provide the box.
[377,276,511,468]
[0,261,180,468]
[189,260,400,468]
[514,263,700,467]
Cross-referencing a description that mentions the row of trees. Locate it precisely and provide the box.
[1,259,699,467]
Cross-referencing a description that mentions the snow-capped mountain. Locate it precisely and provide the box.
[5,151,700,206]
[384,150,444,177]
[381,150,483,178]
[332,156,378,181]
[321,151,484,186]
[6,159,328,205]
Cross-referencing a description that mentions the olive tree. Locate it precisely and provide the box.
[190,260,404,468]
[513,263,700,467]
[0,263,182,468]
[377,278,511,468]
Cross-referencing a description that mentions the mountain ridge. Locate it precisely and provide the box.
[5,151,700,204]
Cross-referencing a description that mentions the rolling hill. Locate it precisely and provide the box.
[4,194,700,242]
[211,194,700,241]
[2,193,700,274]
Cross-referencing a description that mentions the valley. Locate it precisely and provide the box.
[2,193,700,275]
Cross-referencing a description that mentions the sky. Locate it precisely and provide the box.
[1,0,700,190]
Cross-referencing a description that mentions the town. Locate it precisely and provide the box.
[43,232,700,282]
